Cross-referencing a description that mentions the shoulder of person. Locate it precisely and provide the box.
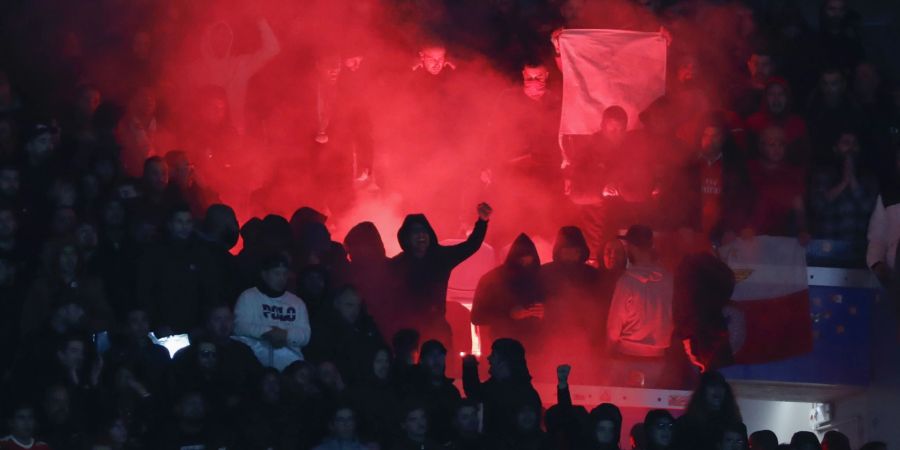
[237,286,260,300]
[284,290,307,306]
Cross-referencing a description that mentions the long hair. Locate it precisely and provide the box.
[684,371,742,424]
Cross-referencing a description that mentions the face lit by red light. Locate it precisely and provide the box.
[677,60,695,83]
[202,97,228,126]
[131,89,157,120]
[406,223,431,257]
[747,54,774,81]
[700,126,725,158]
[344,56,364,73]
[765,83,788,115]
[78,87,101,117]
[522,65,549,100]
[318,57,342,84]
[760,127,787,164]
[603,240,626,271]
[419,46,447,76]
[601,119,627,147]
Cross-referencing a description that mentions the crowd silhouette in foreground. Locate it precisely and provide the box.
[1,0,900,448]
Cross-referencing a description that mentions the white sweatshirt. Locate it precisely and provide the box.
[607,263,674,358]
[867,195,900,270]
[234,287,311,358]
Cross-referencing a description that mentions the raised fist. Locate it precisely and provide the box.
[477,202,493,221]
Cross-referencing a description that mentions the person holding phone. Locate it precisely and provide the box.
[471,233,545,350]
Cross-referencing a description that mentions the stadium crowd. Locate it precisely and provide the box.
[0,0,899,448]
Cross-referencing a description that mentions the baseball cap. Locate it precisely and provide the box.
[619,225,654,250]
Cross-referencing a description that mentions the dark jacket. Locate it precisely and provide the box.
[403,366,463,443]
[540,227,602,345]
[462,362,542,437]
[389,215,487,336]
[390,437,443,450]
[94,231,141,318]
[345,221,394,335]
[20,274,114,336]
[471,233,544,346]
[347,379,402,447]
[673,253,736,371]
[136,237,223,333]
[306,307,386,386]
[491,429,554,450]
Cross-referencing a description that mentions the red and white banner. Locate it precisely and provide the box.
[558,29,667,135]
[719,236,814,364]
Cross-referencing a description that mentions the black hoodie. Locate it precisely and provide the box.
[345,221,393,335]
[471,233,544,346]
[540,227,601,342]
[389,214,487,338]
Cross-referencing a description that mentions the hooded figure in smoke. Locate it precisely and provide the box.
[389,203,492,346]
[344,221,393,336]
[539,226,602,376]
[471,233,545,350]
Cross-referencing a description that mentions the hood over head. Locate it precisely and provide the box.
[397,214,438,253]
[344,221,386,260]
[552,226,590,263]
[290,207,327,238]
[505,233,540,269]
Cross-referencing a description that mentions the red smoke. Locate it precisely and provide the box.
[12,0,764,379]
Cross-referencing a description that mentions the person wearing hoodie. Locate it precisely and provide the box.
[197,203,243,304]
[294,218,349,286]
[463,338,542,437]
[607,225,673,388]
[540,226,602,374]
[344,221,393,336]
[471,233,545,350]
[233,253,311,370]
[390,202,492,345]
